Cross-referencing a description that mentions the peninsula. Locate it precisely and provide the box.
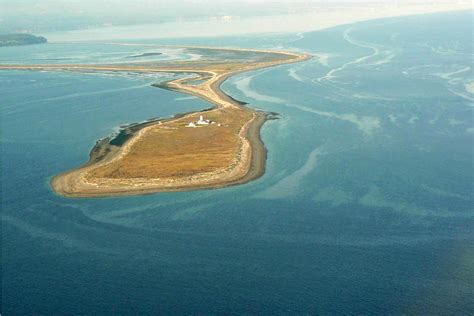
[0,33,47,47]
[0,46,310,197]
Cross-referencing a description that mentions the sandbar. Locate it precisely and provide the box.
[0,46,310,197]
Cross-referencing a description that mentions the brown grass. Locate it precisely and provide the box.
[89,107,253,179]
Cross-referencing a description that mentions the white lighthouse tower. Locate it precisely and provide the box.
[197,115,209,125]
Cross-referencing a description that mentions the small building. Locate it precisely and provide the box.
[185,115,219,128]
[196,115,210,125]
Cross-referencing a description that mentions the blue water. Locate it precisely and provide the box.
[2,11,473,314]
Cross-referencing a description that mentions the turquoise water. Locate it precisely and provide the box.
[1,11,473,314]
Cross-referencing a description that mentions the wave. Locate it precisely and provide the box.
[317,28,380,82]
[284,103,381,136]
[233,75,285,103]
[424,43,470,57]
[352,92,395,101]
[313,53,331,67]
[359,186,472,218]
[1,214,117,253]
[408,116,419,124]
[402,64,473,102]
[175,96,198,101]
[435,66,471,82]
[318,28,399,82]
[8,83,152,110]
[288,68,304,82]
[402,64,443,76]
[287,54,333,83]
[257,147,325,199]
[464,82,474,94]
[433,66,473,103]
[362,50,397,67]
[187,53,202,61]
[449,89,474,103]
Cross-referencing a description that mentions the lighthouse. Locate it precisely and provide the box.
[197,115,209,125]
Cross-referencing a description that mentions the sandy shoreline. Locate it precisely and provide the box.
[1,47,310,197]
[50,111,268,197]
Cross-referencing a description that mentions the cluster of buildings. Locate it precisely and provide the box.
[186,115,221,128]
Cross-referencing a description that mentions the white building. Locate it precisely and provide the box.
[185,115,220,128]
[196,115,209,125]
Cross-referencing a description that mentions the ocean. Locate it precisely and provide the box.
[1,11,473,314]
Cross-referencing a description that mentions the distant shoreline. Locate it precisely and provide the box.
[42,5,469,42]
[0,33,47,47]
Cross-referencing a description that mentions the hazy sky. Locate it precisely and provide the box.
[0,0,470,36]
[1,0,466,17]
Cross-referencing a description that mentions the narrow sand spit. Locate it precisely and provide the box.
[0,47,310,197]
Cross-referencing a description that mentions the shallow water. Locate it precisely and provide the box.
[1,11,473,314]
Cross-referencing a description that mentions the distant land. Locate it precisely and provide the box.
[0,34,47,47]
[126,52,162,59]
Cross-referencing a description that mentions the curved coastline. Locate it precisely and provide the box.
[1,47,311,197]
